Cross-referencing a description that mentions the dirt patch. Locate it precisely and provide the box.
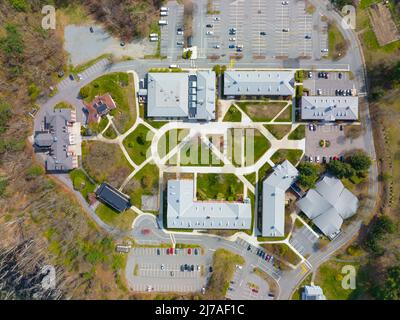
[368,3,400,46]
[237,102,287,122]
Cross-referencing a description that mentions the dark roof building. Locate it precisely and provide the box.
[84,93,116,124]
[95,183,131,213]
[34,109,81,172]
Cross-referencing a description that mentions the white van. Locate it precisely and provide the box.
[150,37,159,42]
[160,11,168,16]
[160,7,169,11]
[159,20,168,25]
[150,33,158,37]
[169,64,179,68]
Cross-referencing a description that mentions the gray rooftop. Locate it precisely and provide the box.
[301,96,358,121]
[147,70,216,120]
[34,109,81,172]
[224,70,295,96]
[302,285,326,300]
[261,160,298,237]
[167,179,251,230]
[296,176,358,239]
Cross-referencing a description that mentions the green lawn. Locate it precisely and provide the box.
[274,104,292,122]
[245,130,271,165]
[80,72,136,133]
[314,260,361,300]
[271,149,303,166]
[288,125,305,140]
[261,243,301,266]
[328,22,347,61]
[223,105,242,122]
[180,136,223,167]
[227,128,243,166]
[69,169,96,202]
[265,124,292,140]
[157,129,189,159]
[95,203,137,231]
[258,161,272,182]
[103,125,118,139]
[70,54,111,75]
[244,172,256,185]
[236,101,288,122]
[123,124,154,165]
[123,163,159,209]
[197,173,243,201]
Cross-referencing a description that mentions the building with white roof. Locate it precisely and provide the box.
[261,160,299,237]
[302,285,326,300]
[301,96,358,121]
[166,179,252,230]
[224,70,295,97]
[146,70,216,120]
[296,176,359,239]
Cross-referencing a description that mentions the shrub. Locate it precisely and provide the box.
[348,151,371,172]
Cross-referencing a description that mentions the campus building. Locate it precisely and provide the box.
[95,183,131,213]
[34,109,81,172]
[223,70,295,97]
[166,179,252,230]
[146,70,216,120]
[302,285,326,300]
[296,176,359,239]
[84,93,116,124]
[261,160,299,237]
[301,96,359,121]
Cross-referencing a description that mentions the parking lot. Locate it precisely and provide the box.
[127,247,212,293]
[191,0,325,61]
[160,1,185,58]
[303,71,356,96]
[289,225,319,256]
[226,266,273,300]
[305,124,366,163]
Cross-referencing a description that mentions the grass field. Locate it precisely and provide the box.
[95,203,137,231]
[180,136,223,167]
[265,124,292,140]
[288,125,305,140]
[236,101,288,122]
[261,243,301,266]
[69,169,96,202]
[80,72,136,133]
[124,163,159,209]
[328,22,347,61]
[82,141,132,188]
[271,149,303,166]
[103,125,118,139]
[123,124,153,165]
[54,101,74,110]
[197,173,243,201]
[223,105,242,122]
[157,129,189,158]
[245,129,271,165]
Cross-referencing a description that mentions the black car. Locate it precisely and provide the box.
[157,249,160,255]
[184,264,189,271]
[338,72,343,79]
[229,44,235,49]
[180,265,185,272]
[247,245,251,251]
[120,41,125,47]
[89,26,94,33]
[194,248,199,255]
[260,31,266,35]
[209,266,213,273]
[191,265,194,272]
[206,24,213,28]
[57,71,65,78]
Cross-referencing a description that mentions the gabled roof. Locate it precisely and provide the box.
[261,160,299,237]
[301,96,358,121]
[84,93,116,124]
[95,183,131,213]
[224,70,295,96]
[302,285,326,300]
[167,179,251,229]
[296,176,358,239]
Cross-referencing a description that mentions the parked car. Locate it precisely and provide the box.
[315,156,320,163]
[322,156,327,164]
[308,71,312,78]
[187,248,192,255]
[197,265,200,271]
[157,249,160,255]
[260,31,266,35]
[247,245,251,251]
[206,24,213,28]
[214,17,221,21]
[170,271,174,276]
[166,248,170,255]
[214,44,220,49]
[206,30,214,35]
[69,74,74,81]
[229,44,235,49]
[321,48,329,53]
[120,41,125,47]
[89,26,94,33]
[317,89,322,95]
[209,266,213,273]
[194,248,199,255]
[161,264,165,270]
[191,265,194,271]
[282,1,289,4]
[252,288,259,293]
[282,28,289,32]
[229,37,236,41]
[338,72,343,79]
[236,47,242,52]
[305,34,311,39]
[268,293,275,297]
[176,41,184,46]
[180,265,185,272]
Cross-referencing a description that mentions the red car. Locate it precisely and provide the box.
[252,288,259,294]
[169,248,174,255]
[187,248,192,255]
[166,248,170,255]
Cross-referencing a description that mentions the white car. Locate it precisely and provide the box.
[315,156,320,163]
[206,30,214,35]
[229,37,236,41]
[177,30,184,35]
[161,264,165,270]
[214,17,220,21]
[317,89,322,95]
[321,48,329,53]
[176,41,184,46]
[214,44,220,49]
[77,74,83,80]
[282,1,289,4]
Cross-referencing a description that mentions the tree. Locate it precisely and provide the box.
[0,101,12,134]
[373,265,400,300]
[348,151,372,172]
[297,163,319,188]
[326,160,355,179]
